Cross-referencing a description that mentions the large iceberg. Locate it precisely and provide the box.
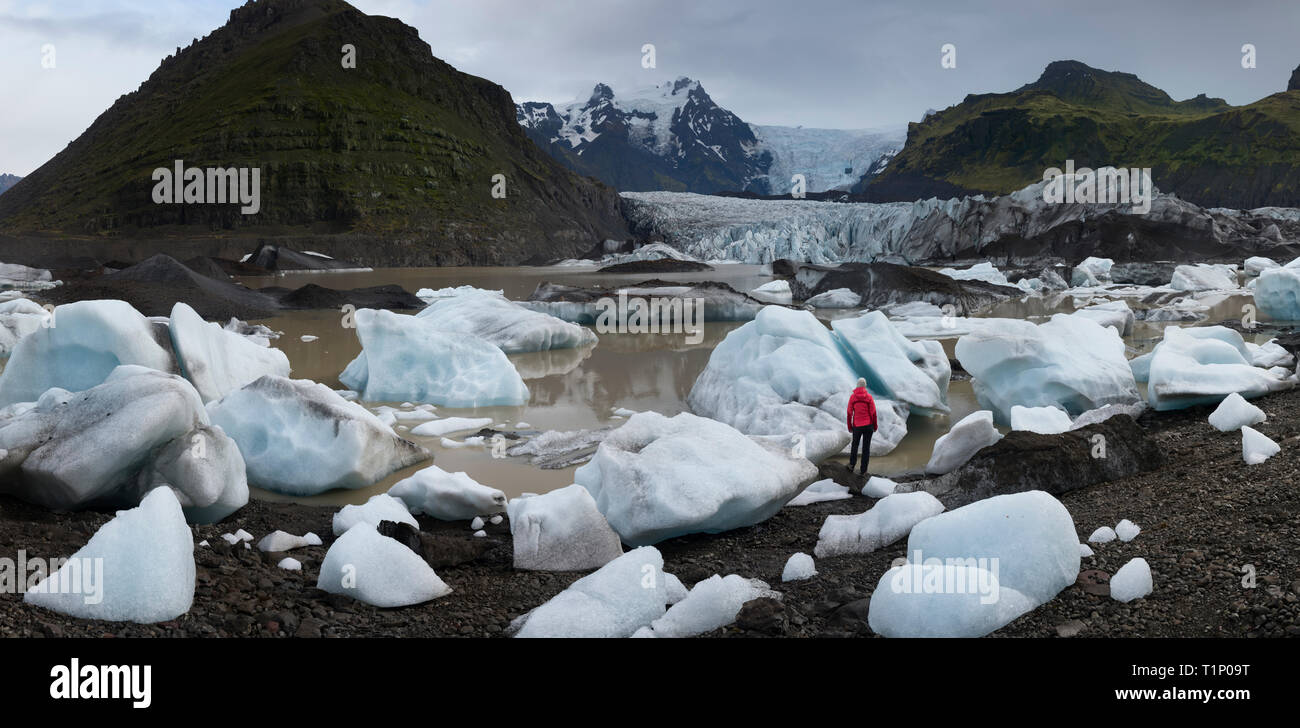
[387,464,508,520]
[0,366,219,512]
[414,289,597,353]
[339,308,528,407]
[1255,262,1300,321]
[513,547,671,638]
[1145,326,1292,410]
[830,310,951,414]
[208,375,429,495]
[24,487,194,623]
[954,314,1140,422]
[687,306,859,456]
[317,522,452,607]
[867,563,1037,638]
[0,300,174,407]
[168,302,290,403]
[1170,263,1238,291]
[574,411,818,546]
[507,484,624,571]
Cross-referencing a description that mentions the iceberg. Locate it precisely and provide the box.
[1109,558,1153,603]
[924,410,1003,475]
[813,491,945,558]
[954,314,1140,422]
[785,478,851,506]
[0,298,51,359]
[938,261,1009,286]
[574,411,818,546]
[24,488,194,623]
[806,288,861,308]
[257,530,323,552]
[1170,263,1238,291]
[507,484,624,571]
[339,308,528,407]
[782,553,817,582]
[0,300,175,407]
[1255,262,1300,321]
[317,522,451,607]
[686,306,859,455]
[387,464,508,520]
[131,423,249,524]
[514,547,670,638]
[867,563,1037,638]
[1070,300,1134,337]
[749,280,793,304]
[414,289,597,353]
[1145,326,1292,410]
[1242,426,1279,464]
[208,376,429,495]
[1244,256,1279,276]
[168,302,290,403]
[830,310,951,414]
[1071,257,1113,287]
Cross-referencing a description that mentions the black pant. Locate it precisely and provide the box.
[848,425,874,475]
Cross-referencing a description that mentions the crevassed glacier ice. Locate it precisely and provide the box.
[574,411,818,546]
[414,289,597,353]
[955,314,1140,422]
[339,308,528,407]
[507,484,624,571]
[24,487,194,623]
[831,310,950,414]
[169,302,290,403]
[0,299,175,406]
[208,375,429,496]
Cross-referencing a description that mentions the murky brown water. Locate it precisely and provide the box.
[235,268,1285,506]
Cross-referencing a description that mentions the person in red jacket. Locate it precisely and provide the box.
[846,378,877,476]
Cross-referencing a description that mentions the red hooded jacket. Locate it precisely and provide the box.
[847,386,877,431]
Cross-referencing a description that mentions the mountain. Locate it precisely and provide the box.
[0,175,20,195]
[517,79,902,195]
[858,59,1300,209]
[0,0,627,266]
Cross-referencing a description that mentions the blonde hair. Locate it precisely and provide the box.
[856,378,866,388]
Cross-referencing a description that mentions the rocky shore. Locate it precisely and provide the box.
[4,384,1296,638]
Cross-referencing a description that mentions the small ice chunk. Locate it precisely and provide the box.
[317,522,451,607]
[1208,392,1265,432]
[410,416,494,437]
[1115,519,1141,542]
[388,464,507,520]
[332,493,419,536]
[257,530,323,552]
[862,476,899,498]
[1088,526,1117,543]
[1079,543,1094,558]
[473,530,486,538]
[470,516,485,530]
[1109,557,1153,603]
[782,553,817,582]
[925,410,1003,475]
[785,478,850,506]
[814,492,944,558]
[490,515,503,525]
[278,557,302,571]
[1242,426,1280,464]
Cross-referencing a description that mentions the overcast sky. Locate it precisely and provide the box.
[2,0,1298,175]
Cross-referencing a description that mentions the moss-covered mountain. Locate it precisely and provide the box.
[858,60,1300,209]
[0,0,627,265]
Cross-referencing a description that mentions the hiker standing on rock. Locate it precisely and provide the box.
[846,378,877,477]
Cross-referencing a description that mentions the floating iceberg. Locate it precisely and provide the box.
[1244,256,1279,276]
[387,464,507,520]
[0,300,174,407]
[339,308,528,407]
[1071,257,1113,287]
[209,376,429,496]
[574,411,817,546]
[507,484,624,571]
[415,289,597,353]
[955,314,1140,422]
[1255,262,1300,321]
[168,302,290,403]
[1170,263,1238,291]
[939,261,1009,286]
[317,522,451,607]
[1145,326,1292,410]
[1070,300,1134,337]
[24,488,194,623]
[830,310,950,414]
[687,306,858,455]
[514,547,670,638]
[924,410,1003,475]
[813,491,944,558]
